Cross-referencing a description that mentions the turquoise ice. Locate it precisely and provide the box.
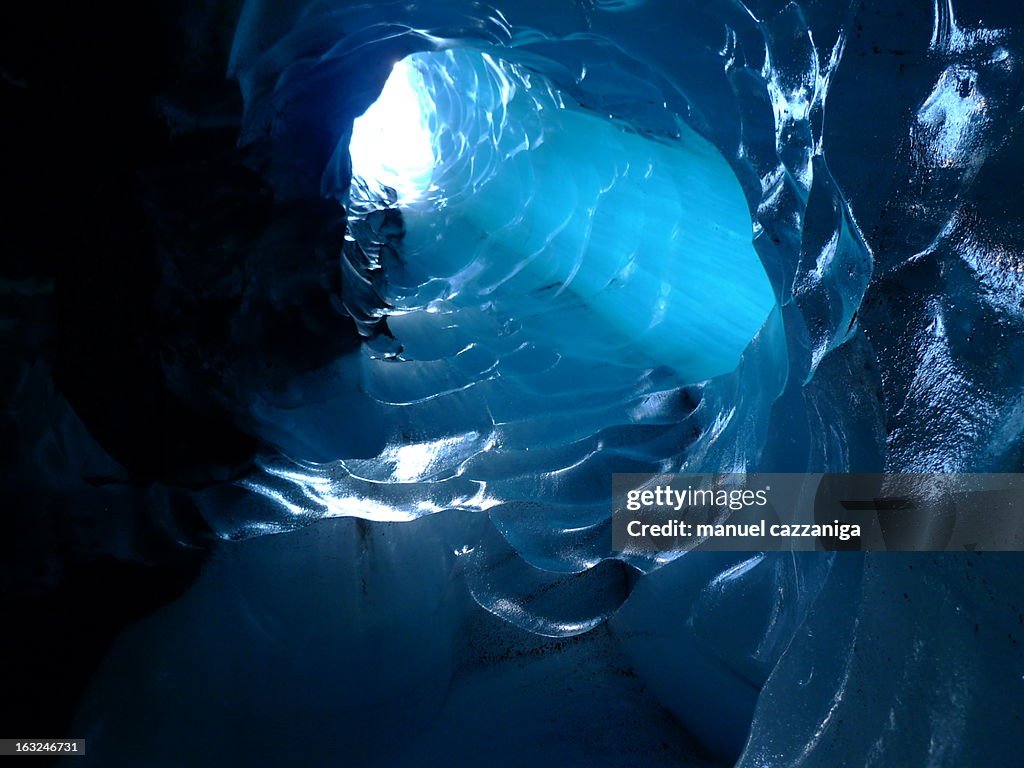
[353,50,775,383]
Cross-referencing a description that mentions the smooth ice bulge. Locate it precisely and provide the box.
[350,50,776,383]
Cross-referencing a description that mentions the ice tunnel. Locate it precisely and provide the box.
[5,0,1024,766]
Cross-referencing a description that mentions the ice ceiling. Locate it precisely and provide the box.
[49,0,1024,764]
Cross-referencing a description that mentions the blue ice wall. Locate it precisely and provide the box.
[64,1,1024,766]
[357,50,774,383]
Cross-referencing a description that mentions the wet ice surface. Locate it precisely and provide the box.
[73,516,723,767]
[68,0,1024,764]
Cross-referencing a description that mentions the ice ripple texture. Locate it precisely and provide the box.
[178,0,1024,764]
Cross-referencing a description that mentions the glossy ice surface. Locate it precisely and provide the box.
[66,1,1024,765]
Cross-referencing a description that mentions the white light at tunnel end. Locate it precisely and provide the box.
[349,57,436,204]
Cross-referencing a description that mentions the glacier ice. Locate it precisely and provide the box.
[17,0,1021,764]
[363,50,775,382]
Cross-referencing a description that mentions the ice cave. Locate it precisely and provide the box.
[3,0,1024,765]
